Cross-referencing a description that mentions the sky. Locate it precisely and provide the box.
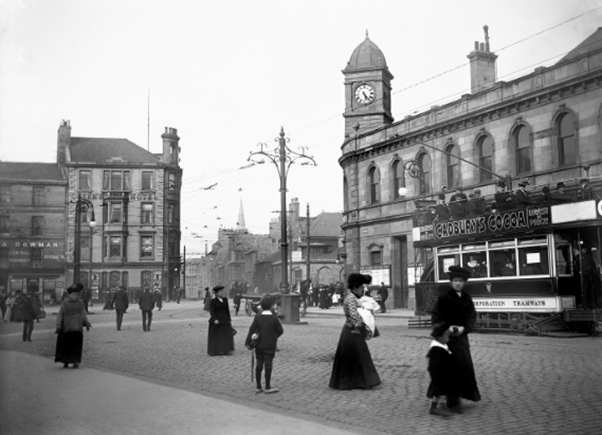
[1,0,601,256]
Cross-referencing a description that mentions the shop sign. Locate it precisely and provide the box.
[1,241,60,248]
[432,206,551,240]
[473,297,559,313]
[71,191,157,202]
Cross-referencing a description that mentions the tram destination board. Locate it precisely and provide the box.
[419,205,551,241]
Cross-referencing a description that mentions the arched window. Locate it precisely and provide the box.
[343,176,349,210]
[418,153,431,195]
[368,166,381,204]
[392,160,404,199]
[514,125,531,174]
[557,112,577,166]
[445,144,459,188]
[477,135,493,182]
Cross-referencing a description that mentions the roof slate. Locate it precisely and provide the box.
[70,137,161,165]
[0,162,65,182]
[558,27,602,63]
[310,212,342,237]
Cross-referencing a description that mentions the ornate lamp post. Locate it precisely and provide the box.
[73,197,96,285]
[249,127,316,322]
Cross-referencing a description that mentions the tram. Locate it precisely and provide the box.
[412,178,601,335]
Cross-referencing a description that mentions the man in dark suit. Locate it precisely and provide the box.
[138,288,155,332]
[494,181,513,212]
[377,282,389,313]
[514,180,533,208]
[112,286,129,331]
[81,287,91,313]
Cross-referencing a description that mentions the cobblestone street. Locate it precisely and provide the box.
[1,302,601,435]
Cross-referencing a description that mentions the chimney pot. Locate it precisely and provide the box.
[479,42,485,51]
[474,41,479,50]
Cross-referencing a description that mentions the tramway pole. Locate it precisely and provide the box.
[248,127,316,323]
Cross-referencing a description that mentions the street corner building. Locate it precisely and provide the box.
[339,28,602,311]
[0,121,183,303]
[0,162,68,302]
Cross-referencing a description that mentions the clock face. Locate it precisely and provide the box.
[355,84,375,105]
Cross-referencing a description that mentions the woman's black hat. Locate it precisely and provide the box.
[430,322,449,339]
[212,285,225,293]
[347,273,372,289]
[67,283,84,294]
[447,265,471,281]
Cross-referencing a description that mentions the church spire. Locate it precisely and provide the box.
[236,198,246,231]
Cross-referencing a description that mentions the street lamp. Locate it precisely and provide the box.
[88,220,97,300]
[249,128,315,324]
[73,197,95,285]
[248,127,316,294]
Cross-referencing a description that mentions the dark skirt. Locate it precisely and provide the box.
[329,326,381,390]
[207,323,234,356]
[448,337,481,402]
[55,331,84,364]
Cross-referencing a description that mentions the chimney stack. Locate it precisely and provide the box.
[467,25,498,94]
[57,119,71,165]
[161,127,180,165]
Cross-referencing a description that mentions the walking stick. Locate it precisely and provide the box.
[251,351,254,382]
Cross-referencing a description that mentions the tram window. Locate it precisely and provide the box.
[438,254,461,280]
[556,245,572,275]
[438,246,459,254]
[462,252,487,278]
[518,237,547,246]
[489,240,515,249]
[518,246,549,276]
[490,249,517,277]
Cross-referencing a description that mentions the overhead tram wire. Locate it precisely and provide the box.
[302,35,602,163]
[281,5,602,141]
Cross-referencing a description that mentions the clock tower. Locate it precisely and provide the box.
[343,32,394,138]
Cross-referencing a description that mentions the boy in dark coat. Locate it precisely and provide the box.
[427,323,454,416]
[245,296,284,394]
[21,291,39,342]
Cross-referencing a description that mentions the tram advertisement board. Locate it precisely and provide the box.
[430,206,551,241]
[360,265,391,286]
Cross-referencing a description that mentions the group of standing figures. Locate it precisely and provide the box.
[329,268,481,417]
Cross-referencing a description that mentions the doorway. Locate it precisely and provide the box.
[392,236,408,308]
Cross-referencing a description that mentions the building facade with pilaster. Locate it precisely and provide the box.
[340,29,602,309]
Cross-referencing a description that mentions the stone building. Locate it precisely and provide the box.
[340,28,602,309]
[0,162,68,302]
[59,121,182,301]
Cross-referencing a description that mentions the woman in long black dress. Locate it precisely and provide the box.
[55,284,92,368]
[329,273,381,390]
[431,265,481,412]
[207,286,234,356]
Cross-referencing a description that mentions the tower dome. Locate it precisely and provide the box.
[345,32,387,70]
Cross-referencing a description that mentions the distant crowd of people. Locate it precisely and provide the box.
[433,178,600,221]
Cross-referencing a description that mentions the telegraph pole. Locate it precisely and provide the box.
[306,203,310,286]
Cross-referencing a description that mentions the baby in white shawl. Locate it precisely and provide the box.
[356,295,380,340]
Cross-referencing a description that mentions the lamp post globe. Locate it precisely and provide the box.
[89,220,97,229]
[398,187,408,198]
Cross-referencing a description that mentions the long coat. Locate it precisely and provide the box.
[207,297,234,355]
[431,288,481,403]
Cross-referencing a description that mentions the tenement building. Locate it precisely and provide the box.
[0,162,68,302]
[340,28,602,309]
[59,121,182,301]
